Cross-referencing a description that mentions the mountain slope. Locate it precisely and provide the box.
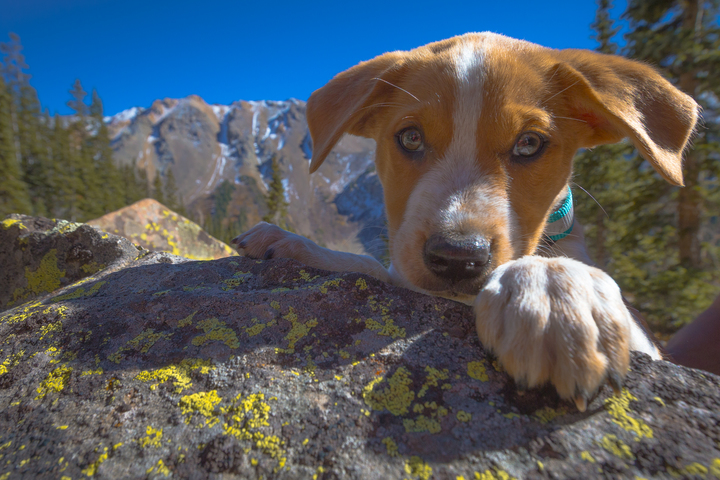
[106,96,386,259]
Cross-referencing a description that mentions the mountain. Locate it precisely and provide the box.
[88,199,237,260]
[105,96,387,259]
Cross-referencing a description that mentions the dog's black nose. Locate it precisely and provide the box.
[423,233,491,280]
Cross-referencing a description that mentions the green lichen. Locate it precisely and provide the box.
[467,361,489,381]
[404,456,432,480]
[13,249,66,303]
[382,436,399,457]
[600,434,634,460]
[456,410,472,422]
[245,317,277,337]
[178,311,197,327]
[192,318,239,349]
[277,307,317,354]
[533,406,567,424]
[52,280,106,302]
[108,328,174,363]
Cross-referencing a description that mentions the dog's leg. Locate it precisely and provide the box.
[474,255,660,411]
[232,222,391,282]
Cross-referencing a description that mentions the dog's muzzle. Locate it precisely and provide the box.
[423,233,492,283]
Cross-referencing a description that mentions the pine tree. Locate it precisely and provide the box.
[89,89,124,214]
[163,167,182,213]
[619,0,720,330]
[1,32,50,216]
[262,155,289,227]
[573,0,633,269]
[152,171,165,206]
[0,73,32,216]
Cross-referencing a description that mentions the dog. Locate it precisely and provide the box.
[232,32,698,411]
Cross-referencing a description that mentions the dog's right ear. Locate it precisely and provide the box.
[306,52,406,173]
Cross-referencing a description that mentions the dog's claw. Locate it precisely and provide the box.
[608,372,623,395]
[263,248,274,260]
[573,395,588,412]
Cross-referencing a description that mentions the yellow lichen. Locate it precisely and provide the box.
[180,390,222,427]
[418,366,449,398]
[0,350,24,376]
[382,436,399,457]
[600,434,634,460]
[138,426,163,448]
[222,393,286,471]
[39,321,63,341]
[135,358,215,393]
[580,451,596,463]
[363,316,406,339]
[475,470,515,480]
[2,218,26,230]
[405,456,432,480]
[604,389,653,440]
[355,278,368,290]
[192,318,239,349]
[467,361,489,381]
[146,459,171,476]
[13,249,65,303]
[363,367,415,416]
[82,447,108,477]
[318,278,343,294]
[35,365,73,400]
[404,415,442,434]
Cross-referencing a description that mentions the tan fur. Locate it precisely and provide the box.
[234,33,698,407]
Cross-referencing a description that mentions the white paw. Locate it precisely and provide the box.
[231,222,311,261]
[474,256,631,411]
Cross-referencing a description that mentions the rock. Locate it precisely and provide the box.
[0,217,718,479]
[87,199,237,261]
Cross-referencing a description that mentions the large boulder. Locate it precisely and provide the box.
[87,199,237,261]
[0,217,718,479]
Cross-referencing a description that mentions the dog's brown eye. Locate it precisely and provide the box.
[513,132,544,157]
[399,128,424,152]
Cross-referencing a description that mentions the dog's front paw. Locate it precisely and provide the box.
[474,256,630,411]
[231,222,313,261]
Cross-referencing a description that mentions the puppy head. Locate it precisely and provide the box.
[307,32,698,302]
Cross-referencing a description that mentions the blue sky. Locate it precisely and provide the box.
[0,0,627,116]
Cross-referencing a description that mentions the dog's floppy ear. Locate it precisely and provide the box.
[549,50,699,186]
[306,52,406,173]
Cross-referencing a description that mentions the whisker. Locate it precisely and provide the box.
[373,77,420,102]
[572,182,609,219]
[355,102,405,113]
[554,116,588,124]
[543,80,580,104]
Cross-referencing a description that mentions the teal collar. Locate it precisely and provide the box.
[544,187,574,243]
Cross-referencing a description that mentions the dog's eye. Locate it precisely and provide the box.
[513,132,545,157]
[398,128,425,152]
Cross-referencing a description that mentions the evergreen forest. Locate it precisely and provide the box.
[1,0,719,335]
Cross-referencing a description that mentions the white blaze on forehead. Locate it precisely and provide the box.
[448,39,487,165]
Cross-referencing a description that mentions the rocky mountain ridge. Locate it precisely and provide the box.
[106,95,386,259]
